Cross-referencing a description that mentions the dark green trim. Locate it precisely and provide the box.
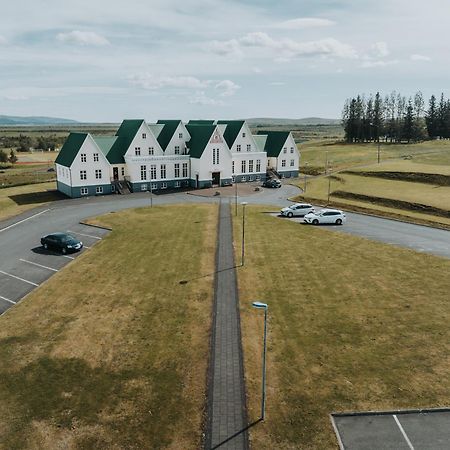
[55,133,88,167]
[257,130,290,157]
[217,120,245,148]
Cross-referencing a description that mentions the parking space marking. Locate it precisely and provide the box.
[0,270,39,287]
[0,209,50,233]
[67,230,102,240]
[19,259,58,272]
[393,415,415,450]
[0,295,16,305]
[62,255,75,260]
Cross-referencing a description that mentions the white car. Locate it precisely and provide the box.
[303,209,346,225]
[280,203,315,218]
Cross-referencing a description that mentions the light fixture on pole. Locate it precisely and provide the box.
[241,201,248,266]
[252,301,268,421]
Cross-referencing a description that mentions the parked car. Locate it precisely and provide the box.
[303,209,346,225]
[280,203,315,218]
[41,233,83,254]
[262,179,282,188]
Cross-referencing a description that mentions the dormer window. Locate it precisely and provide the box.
[142,133,146,139]
[135,147,141,156]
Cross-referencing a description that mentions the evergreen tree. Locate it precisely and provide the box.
[403,100,414,143]
[426,94,438,138]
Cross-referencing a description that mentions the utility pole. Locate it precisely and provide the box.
[303,162,308,193]
[327,176,331,205]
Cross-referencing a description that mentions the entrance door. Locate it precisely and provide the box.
[212,172,220,186]
[113,167,119,180]
[196,174,199,188]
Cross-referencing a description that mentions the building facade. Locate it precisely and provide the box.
[55,119,300,198]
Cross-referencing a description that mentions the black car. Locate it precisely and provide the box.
[262,179,282,188]
[41,233,83,254]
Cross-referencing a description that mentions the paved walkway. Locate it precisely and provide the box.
[205,201,248,450]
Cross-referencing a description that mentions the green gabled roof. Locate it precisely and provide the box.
[257,130,290,157]
[185,124,215,158]
[156,120,182,150]
[188,120,215,125]
[92,136,118,160]
[253,134,267,152]
[217,120,244,148]
[106,119,144,164]
[148,124,164,138]
[55,132,88,167]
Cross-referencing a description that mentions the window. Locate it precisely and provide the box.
[256,159,261,172]
[232,175,235,182]
[111,184,115,192]
[241,160,246,173]
[236,144,241,152]
[249,160,254,172]
[256,175,261,181]
[95,169,102,179]
[247,144,251,152]
[150,165,157,180]
[80,170,87,180]
[141,184,147,191]
[213,148,219,165]
[242,132,246,138]
[281,160,286,167]
[161,182,167,189]
[151,183,157,190]
[135,147,141,156]
[175,146,180,155]
[175,181,180,188]
[80,187,88,195]
[290,159,295,167]
[249,176,253,181]
[149,147,154,155]
[121,167,125,176]
[290,147,294,153]
[96,186,103,194]
[142,133,146,139]
[179,132,183,139]
[81,153,86,162]
[174,163,180,178]
[283,147,287,154]
[182,162,188,178]
[140,165,147,181]
[93,153,99,162]
[160,164,166,179]
[232,161,235,174]
[241,176,247,182]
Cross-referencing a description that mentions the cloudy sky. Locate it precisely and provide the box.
[0,0,448,122]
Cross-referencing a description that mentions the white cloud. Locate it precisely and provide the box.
[189,91,224,106]
[410,54,431,61]
[129,74,208,90]
[274,17,335,29]
[208,39,243,58]
[215,80,240,97]
[360,59,399,68]
[56,30,109,46]
[370,41,390,58]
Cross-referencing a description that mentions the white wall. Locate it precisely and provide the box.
[124,155,190,182]
[56,163,71,184]
[276,133,300,172]
[164,122,190,155]
[69,135,111,187]
[124,122,164,159]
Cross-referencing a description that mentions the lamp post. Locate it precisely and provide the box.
[304,162,308,193]
[252,301,268,421]
[235,180,238,216]
[241,201,248,266]
[149,178,153,208]
[377,140,381,164]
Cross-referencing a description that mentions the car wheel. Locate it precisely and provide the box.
[335,218,342,225]
[312,219,319,225]
[43,243,48,250]
[287,212,293,218]
[62,247,67,254]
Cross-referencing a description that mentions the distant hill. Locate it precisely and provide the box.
[0,115,79,125]
[246,117,341,126]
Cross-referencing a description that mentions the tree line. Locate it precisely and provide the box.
[0,134,65,152]
[342,91,450,143]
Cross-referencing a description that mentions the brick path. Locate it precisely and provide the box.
[205,201,248,450]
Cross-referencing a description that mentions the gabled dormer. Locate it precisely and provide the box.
[217,120,259,153]
[156,120,190,155]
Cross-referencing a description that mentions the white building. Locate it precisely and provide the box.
[55,119,300,198]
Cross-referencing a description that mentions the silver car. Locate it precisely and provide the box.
[280,203,315,218]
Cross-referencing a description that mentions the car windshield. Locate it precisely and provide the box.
[60,235,76,243]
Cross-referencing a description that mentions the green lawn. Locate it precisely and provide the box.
[234,206,450,449]
[0,204,217,449]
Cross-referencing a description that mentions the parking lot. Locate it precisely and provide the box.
[332,408,450,449]
[0,222,109,315]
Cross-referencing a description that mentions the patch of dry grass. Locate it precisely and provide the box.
[234,206,450,449]
[0,204,217,449]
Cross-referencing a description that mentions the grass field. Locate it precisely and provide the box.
[0,182,61,222]
[0,204,217,449]
[234,206,450,449]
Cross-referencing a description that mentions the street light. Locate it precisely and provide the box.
[241,201,248,266]
[252,301,268,421]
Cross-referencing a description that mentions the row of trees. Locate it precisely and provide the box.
[0,134,64,152]
[342,91,450,143]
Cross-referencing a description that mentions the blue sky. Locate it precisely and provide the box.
[0,0,448,122]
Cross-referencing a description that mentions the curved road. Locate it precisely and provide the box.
[0,184,449,313]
